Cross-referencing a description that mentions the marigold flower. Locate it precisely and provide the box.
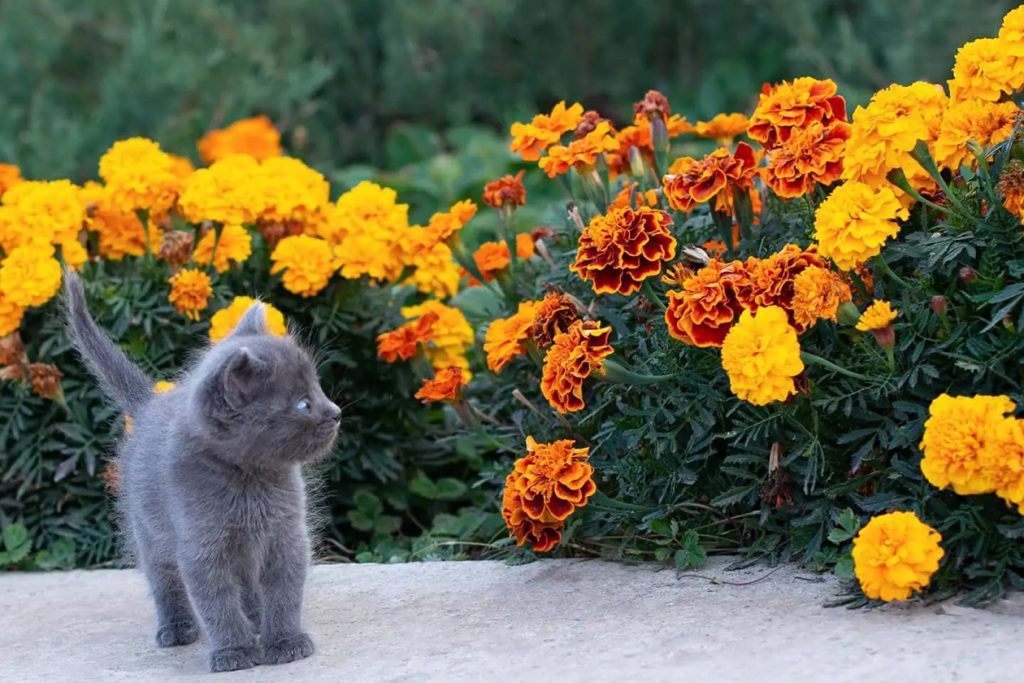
[852,511,943,602]
[747,77,847,149]
[919,394,1017,495]
[541,320,614,414]
[483,301,539,373]
[855,300,898,332]
[790,266,851,331]
[209,296,287,342]
[739,244,827,317]
[982,416,1024,514]
[516,233,535,259]
[29,363,62,400]
[158,230,195,269]
[483,171,526,209]
[663,142,759,213]
[403,229,461,299]
[377,312,439,363]
[254,156,330,225]
[270,234,335,297]
[0,164,22,196]
[633,90,672,122]
[82,184,161,260]
[0,245,62,308]
[606,122,651,178]
[609,182,659,210]
[664,259,749,347]
[193,224,253,273]
[814,181,908,270]
[401,301,474,374]
[934,99,1019,170]
[999,161,1024,222]
[59,239,87,270]
[330,182,411,281]
[948,37,1023,103]
[539,122,619,178]
[841,82,947,193]
[178,155,263,226]
[531,292,579,348]
[694,113,750,145]
[569,206,676,296]
[509,101,585,161]
[501,436,597,552]
[154,380,176,393]
[467,241,511,284]
[0,290,25,337]
[721,306,803,406]
[98,138,181,215]
[415,367,466,403]
[197,115,282,164]
[0,179,84,252]
[167,268,212,320]
[424,199,477,245]
[763,120,851,198]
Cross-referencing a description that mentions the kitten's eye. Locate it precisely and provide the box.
[294,398,311,414]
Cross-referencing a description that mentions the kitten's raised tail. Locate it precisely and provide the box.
[63,270,153,413]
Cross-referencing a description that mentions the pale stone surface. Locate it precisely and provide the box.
[2,558,1022,682]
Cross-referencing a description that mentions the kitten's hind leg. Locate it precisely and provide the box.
[148,561,200,647]
[259,533,314,666]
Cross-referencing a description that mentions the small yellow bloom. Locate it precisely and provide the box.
[167,268,212,321]
[154,381,176,393]
[852,511,943,602]
[209,296,287,342]
[814,181,908,270]
[0,289,25,337]
[193,224,253,273]
[99,138,182,215]
[721,306,803,406]
[401,300,474,375]
[269,234,335,297]
[855,300,898,332]
[0,245,62,308]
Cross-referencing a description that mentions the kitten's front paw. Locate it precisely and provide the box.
[209,645,259,673]
[261,632,315,665]
[155,620,199,647]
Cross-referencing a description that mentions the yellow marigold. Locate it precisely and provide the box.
[999,161,1024,222]
[852,511,943,602]
[0,245,62,308]
[531,292,579,348]
[483,170,526,209]
[0,179,84,251]
[855,300,898,332]
[193,224,253,273]
[501,436,597,552]
[269,234,335,297]
[254,156,330,225]
[694,112,750,145]
[0,289,25,337]
[209,296,287,342]
[167,268,212,321]
[841,82,948,193]
[403,229,461,299]
[762,120,851,198]
[747,77,848,148]
[813,181,908,270]
[98,138,181,215]
[197,115,282,164]
[414,367,466,403]
[82,183,162,261]
[484,300,539,373]
[59,239,88,271]
[0,164,22,196]
[919,394,1017,495]
[509,101,585,161]
[541,319,614,414]
[377,312,439,363]
[571,206,677,295]
[982,416,1024,514]
[539,122,619,178]
[177,155,263,226]
[934,99,1020,170]
[154,380,176,394]
[401,301,474,375]
[790,266,851,331]
[721,306,803,406]
[331,182,410,281]
[949,37,1023,103]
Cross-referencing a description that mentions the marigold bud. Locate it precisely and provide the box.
[959,266,977,284]
[930,295,948,316]
[633,89,671,122]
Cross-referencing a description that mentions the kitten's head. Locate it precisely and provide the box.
[194,303,341,468]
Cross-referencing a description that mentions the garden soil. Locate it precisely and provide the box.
[1,557,1021,682]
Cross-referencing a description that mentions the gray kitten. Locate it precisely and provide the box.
[64,272,340,673]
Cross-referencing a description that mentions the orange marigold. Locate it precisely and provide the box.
[739,244,827,331]
[663,142,759,213]
[570,206,676,296]
[664,259,750,347]
[998,161,1024,222]
[531,292,580,347]
[509,101,585,161]
[376,312,439,363]
[541,320,614,414]
[468,241,511,283]
[0,164,22,196]
[415,367,466,403]
[762,120,851,198]
[539,122,619,178]
[948,37,1023,103]
[484,301,539,373]
[694,113,750,145]
[501,436,597,552]
[516,232,535,259]
[197,115,282,164]
[790,265,852,331]
[483,170,526,209]
[934,99,1020,171]
[167,268,212,321]
[747,77,847,149]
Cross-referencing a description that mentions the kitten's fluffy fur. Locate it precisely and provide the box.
[64,272,340,673]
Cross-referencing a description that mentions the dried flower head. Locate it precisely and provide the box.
[29,363,62,400]
[998,161,1024,222]
[633,89,671,122]
[157,230,195,269]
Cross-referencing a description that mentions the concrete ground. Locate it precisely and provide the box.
[1,558,1022,683]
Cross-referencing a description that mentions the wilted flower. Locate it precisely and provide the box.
[998,161,1024,222]
[484,301,539,373]
[269,234,335,297]
[541,320,614,414]
[814,181,908,270]
[415,367,467,403]
[633,89,672,122]
[197,115,282,164]
[852,511,944,602]
[157,230,195,269]
[721,306,803,406]
[571,206,677,295]
[209,296,287,342]
[664,259,749,347]
[29,363,62,400]
[167,268,212,320]
[483,171,526,209]
[747,77,847,148]
[663,142,759,213]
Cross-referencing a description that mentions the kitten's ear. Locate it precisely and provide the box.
[231,303,268,338]
[222,347,270,408]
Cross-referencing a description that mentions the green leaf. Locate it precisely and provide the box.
[828,508,860,544]
[347,510,375,532]
[654,546,672,562]
[374,515,402,535]
[649,518,674,538]
[834,556,854,581]
[2,523,30,564]
[673,530,707,569]
[434,478,468,500]
[409,474,438,499]
[353,490,383,518]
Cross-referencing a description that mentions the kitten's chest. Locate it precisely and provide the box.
[222,477,304,530]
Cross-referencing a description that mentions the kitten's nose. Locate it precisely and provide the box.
[325,402,342,422]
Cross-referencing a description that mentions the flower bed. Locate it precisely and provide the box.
[2,6,1024,606]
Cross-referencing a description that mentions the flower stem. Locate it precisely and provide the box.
[600,358,675,385]
[872,253,909,289]
[642,278,667,311]
[800,352,874,382]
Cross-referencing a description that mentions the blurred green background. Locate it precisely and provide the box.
[0,0,1016,182]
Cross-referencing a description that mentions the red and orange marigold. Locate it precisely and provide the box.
[541,320,614,414]
[571,206,677,295]
[482,170,527,209]
[762,120,851,198]
[501,436,597,552]
[376,312,439,362]
[414,367,466,403]
[747,77,847,149]
[739,244,828,332]
[663,142,759,213]
[531,292,580,348]
[483,300,540,373]
[664,259,750,347]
